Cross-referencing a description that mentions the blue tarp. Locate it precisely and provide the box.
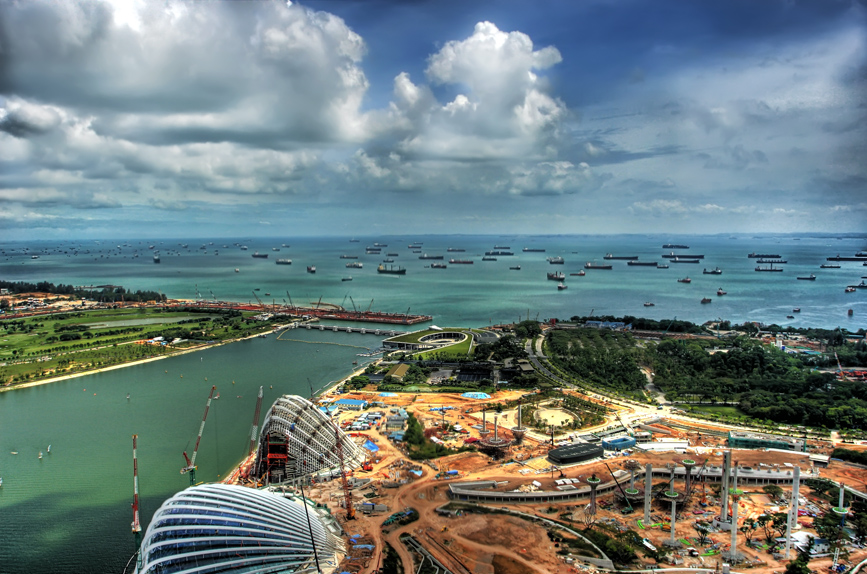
[362,440,380,452]
[379,392,398,397]
[409,469,422,477]
[461,392,491,399]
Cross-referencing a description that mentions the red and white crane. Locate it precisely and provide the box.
[181,385,216,486]
[248,386,264,456]
[132,434,141,535]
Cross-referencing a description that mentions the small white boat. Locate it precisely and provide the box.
[557,282,567,290]
[0,477,3,487]
[47,445,51,453]
[38,451,43,460]
[10,451,18,455]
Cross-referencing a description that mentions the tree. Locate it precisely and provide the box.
[763,484,784,500]
[783,558,811,574]
[694,522,712,546]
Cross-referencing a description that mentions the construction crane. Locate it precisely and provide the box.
[332,419,355,520]
[661,316,677,337]
[286,291,294,311]
[181,385,216,486]
[604,461,633,513]
[834,350,848,381]
[251,290,264,310]
[366,298,374,313]
[131,434,142,568]
[349,296,358,313]
[248,386,264,456]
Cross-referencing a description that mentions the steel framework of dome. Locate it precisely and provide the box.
[252,395,365,483]
[134,483,343,574]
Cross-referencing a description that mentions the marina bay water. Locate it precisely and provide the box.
[0,234,865,573]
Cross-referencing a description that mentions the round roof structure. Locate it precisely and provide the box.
[135,483,343,574]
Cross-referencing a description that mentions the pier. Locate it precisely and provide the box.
[293,323,403,337]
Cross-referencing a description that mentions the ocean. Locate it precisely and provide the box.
[0,233,865,573]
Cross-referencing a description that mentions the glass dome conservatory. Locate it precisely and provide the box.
[135,483,343,574]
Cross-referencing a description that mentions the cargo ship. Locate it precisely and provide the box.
[447,248,465,252]
[547,256,564,264]
[797,274,816,280]
[276,259,292,265]
[482,256,497,261]
[340,254,358,259]
[570,270,585,276]
[510,265,521,270]
[485,250,513,256]
[755,264,783,272]
[494,245,510,250]
[701,297,712,304]
[662,244,689,249]
[627,260,658,267]
[346,261,363,269]
[449,259,473,264]
[584,262,612,270]
[547,271,565,280]
[663,252,704,259]
[671,257,700,263]
[820,264,841,269]
[418,254,444,260]
[748,253,781,258]
[826,255,867,262]
[430,263,447,269]
[382,258,395,263]
[757,259,787,264]
[377,264,406,275]
[252,252,268,258]
[603,253,638,260]
[387,253,398,257]
[677,277,691,283]
[373,243,388,247]
[523,247,546,252]
[657,264,669,269]
[407,244,423,249]
[702,267,722,275]
[307,266,316,273]
[153,254,160,263]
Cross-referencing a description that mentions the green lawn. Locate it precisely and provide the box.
[686,404,745,417]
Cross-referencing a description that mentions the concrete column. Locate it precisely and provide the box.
[588,475,601,516]
[644,463,653,524]
[784,466,801,559]
[670,498,678,546]
[730,492,739,558]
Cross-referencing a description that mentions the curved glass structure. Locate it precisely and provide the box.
[135,483,343,574]
[253,395,364,483]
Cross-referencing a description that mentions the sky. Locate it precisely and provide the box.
[0,0,865,239]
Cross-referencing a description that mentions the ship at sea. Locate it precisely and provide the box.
[547,256,564,264]
[430,263,447,269]
[584,262,613,270]
[306,266,316,273]
[251,252,268,258]
[677,277,691,283]
[346,261,363,269]
[377,264,406,275]
[340,254,358,259]
[523,247,546,252]
[748,252,781,258]
[662,252,704,259]
[510,265,521,270]
[757,258,787,264]
[797,274,816,280]
[627,260,658,267]
[481,256,497,261]
[449,259,473,264]
[702,267,722,275]
[494,245,510,249]
[603,253,638,260]
[418,254,444,260]
[447,248,465,252]
[557,282,567,290]
[153,253,160,264]
[485,250,514,256]
[662,244,689,249]
[701,297,712,304]
[547,271,565,281]
[276,259,292,265]
[820,264,841,269]
[671,257,700,264]
[382,258,395,263]
[755,264,784,272]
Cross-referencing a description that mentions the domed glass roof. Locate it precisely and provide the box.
[135,483,342,574]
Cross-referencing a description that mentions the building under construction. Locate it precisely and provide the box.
[252,395,365,483]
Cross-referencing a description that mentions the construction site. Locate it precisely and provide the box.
[210,382,867,574]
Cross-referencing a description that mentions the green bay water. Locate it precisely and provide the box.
[0,330,384,574]
[0,233,866,572]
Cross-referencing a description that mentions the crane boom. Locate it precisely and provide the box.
[132,434,141,534]
[251,290,264,309]
[181,385,216,485]
[332,421,355,520]
[249,386,264,455]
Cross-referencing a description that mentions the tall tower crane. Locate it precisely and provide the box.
[251,290,264,310]
[248,386,264,456]
[181,385,216,486]
[131,434,143,568]
[332,420,355,520]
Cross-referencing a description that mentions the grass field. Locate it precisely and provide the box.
[0,307,277,387]
[685,404,745,417]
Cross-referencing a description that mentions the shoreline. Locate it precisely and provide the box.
[0,329,276,394]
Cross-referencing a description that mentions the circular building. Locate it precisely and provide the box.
[547,443,604,465]
[253,395,365,483]
[135,483,343,574]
